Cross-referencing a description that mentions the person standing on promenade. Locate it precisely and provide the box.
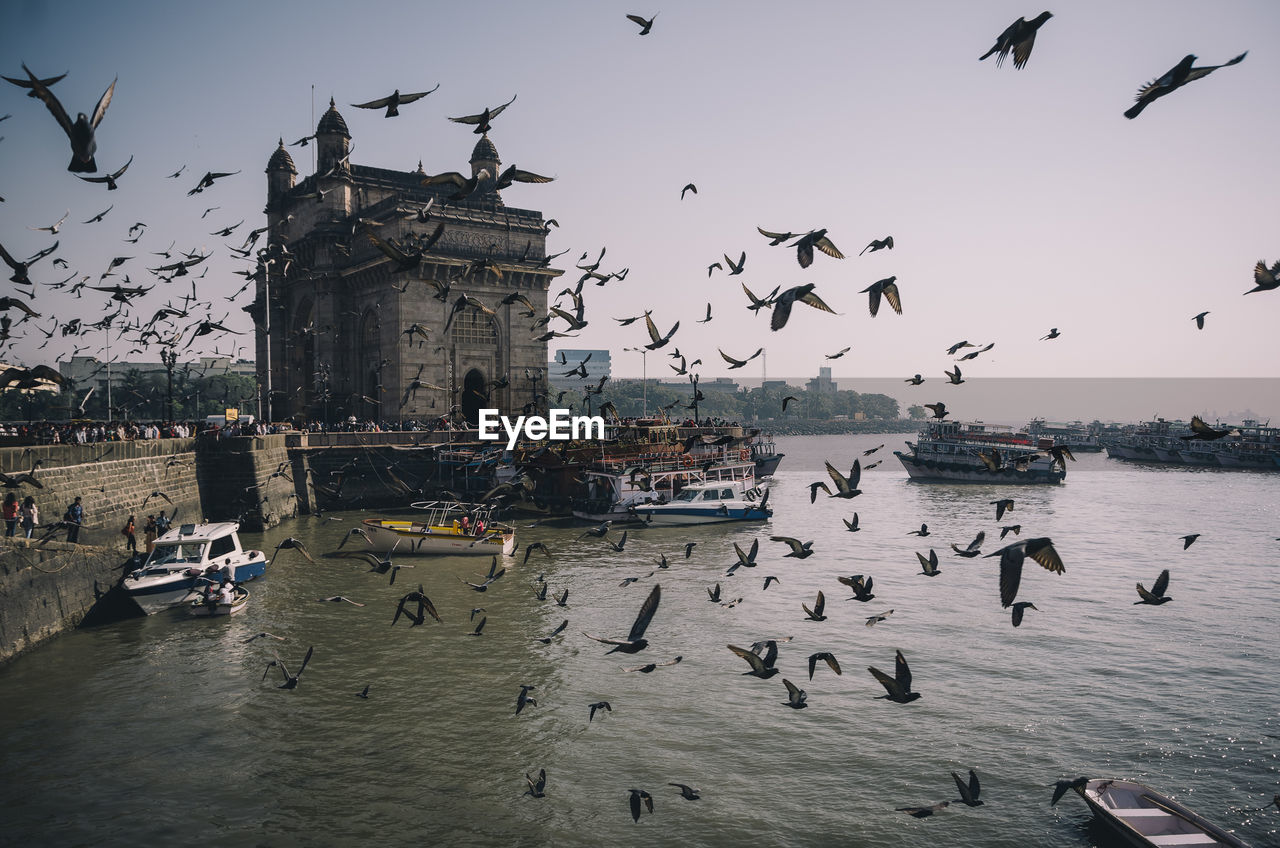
[65,497,84,544]
[3,494,18,537]
[20,496,38,539]
[144,515,158,553]
[122,515,137,555]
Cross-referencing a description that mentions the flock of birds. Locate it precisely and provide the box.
[0,60,261,413]
[0,8,1273,422]
[238,434,1237,830]
[2,7,1275,838]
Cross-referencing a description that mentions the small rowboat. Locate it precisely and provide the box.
[188,586,250,617]
[1076,779,1252,847]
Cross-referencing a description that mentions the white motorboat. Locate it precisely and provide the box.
[632,480,772,525]
[571,447,762,523]
[122,522,269,615]
[187,586,250,617]
[361,502,515,556]
[1075,778,1252,847]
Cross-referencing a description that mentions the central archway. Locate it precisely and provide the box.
[461,369,487,425]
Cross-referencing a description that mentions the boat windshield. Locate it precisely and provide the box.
[147,542,208,566]
[674,488,704,502]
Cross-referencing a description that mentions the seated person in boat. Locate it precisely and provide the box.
[218,580,235,604]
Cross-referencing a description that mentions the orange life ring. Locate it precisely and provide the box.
[739,448,750,461]
[681,454,693,468]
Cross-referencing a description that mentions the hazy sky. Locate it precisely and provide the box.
[1,0,1277,384]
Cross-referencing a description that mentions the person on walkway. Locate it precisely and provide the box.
[144,515,158,553]
[122,515,137,554]
[65,497,84,544]
[20,496,38,539]
[3,494,18,537]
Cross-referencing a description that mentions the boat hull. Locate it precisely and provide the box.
[1079,779,1252,848]
[361,518,516,557]
[125,557,267,615]
[631,505,772,525]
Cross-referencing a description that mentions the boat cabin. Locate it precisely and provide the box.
[672,481,752,503]
[145,522,246,571]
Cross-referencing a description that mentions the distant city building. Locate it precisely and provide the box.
[705,378,741,393]
[806,367,837,394]
[761,380,792,391]
[58,356,256,397]
[549,349,611,386]
[655,377,740,393]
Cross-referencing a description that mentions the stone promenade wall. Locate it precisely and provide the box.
[0,540,133,664]
[0,439,201,550]
[0,434,454,662]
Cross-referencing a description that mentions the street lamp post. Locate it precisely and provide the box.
[624,347,648,417]
[161,347,177,423]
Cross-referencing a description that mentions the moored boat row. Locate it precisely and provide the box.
[1101,418,1280,471]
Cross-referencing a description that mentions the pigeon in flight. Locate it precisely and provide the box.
[978,12,1053,69]
[8,64,115,172]
[1124,52,1247,120]
[351,83,440,117]
[626,12,658,35]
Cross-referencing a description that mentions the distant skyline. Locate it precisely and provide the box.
[2,1,1277,386]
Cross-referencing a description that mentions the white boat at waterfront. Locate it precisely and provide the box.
[122,522,269,615]
[1074,778,1251,847]
[361,501,515,557]
[632,479,772,525]
[895,420,1065,484]
[571,447,762,523]
[187,585,250,617]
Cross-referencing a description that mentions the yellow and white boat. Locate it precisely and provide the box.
[361,501,516,557]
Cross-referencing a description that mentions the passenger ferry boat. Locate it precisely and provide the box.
[122,522,269,615]
[894,420,1065,484]
[750,434,785,477]
[1027,418,1103,452]
[361,501,516,556]
[517,419,782,516]
[632,479,772,525]
[570,444,762,523]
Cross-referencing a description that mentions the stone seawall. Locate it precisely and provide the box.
[0,433,468,662]
[0,541,135,664]
[195,434,311,531]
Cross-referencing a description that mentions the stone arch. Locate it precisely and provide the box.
[461,368,487,425]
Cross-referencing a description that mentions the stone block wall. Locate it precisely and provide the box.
[194,434,314,531]
[0,541,132,663]
[0,440,201,551]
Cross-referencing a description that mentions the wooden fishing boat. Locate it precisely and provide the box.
[361,501,515,557]
[1076,778,1252,847]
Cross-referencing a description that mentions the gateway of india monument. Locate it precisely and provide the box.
[255,98,563,425]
